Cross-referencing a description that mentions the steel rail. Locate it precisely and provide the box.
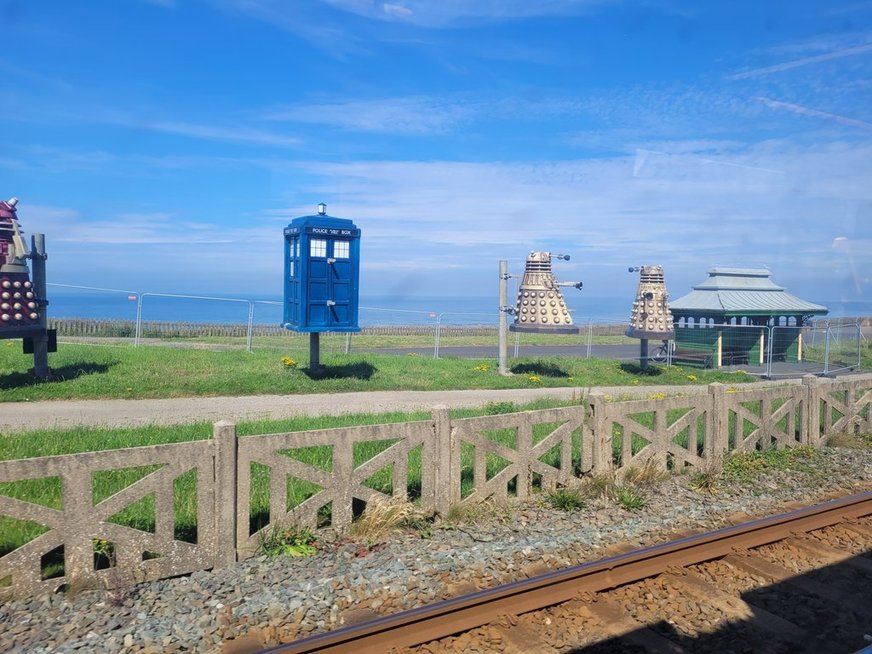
[262,491,872,654]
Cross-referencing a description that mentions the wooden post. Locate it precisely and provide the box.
[716,330,723,368]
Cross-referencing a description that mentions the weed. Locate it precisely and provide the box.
[616,486,646,511]
[547,488,586,512]
[689,469,719,494]
[348,498,420,541]
[723,446,822,483]
[826,432,871,449]
[258,524,318,558]
[444,499,512,527]
[621,459,668,489]
[579,474,618,501]
[400,514,434,539]
[483,401,517,415]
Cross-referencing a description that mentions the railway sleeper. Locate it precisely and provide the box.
[786,534,872,574]
[723,552,861,607]
[585,596,688,654]
[659,569,807,646]
[840,518,872,540]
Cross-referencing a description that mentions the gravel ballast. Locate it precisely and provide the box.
[2,446,871,654]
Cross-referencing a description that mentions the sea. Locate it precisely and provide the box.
[44,286,871,328]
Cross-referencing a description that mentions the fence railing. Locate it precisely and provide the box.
[3,374,871,598]
[41,284,871,371]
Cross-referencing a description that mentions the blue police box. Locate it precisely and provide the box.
[283,204,361,333]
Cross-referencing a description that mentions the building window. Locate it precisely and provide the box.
[333,240,350,259]
[310,238,327,257]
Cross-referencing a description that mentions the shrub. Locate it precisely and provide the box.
[547,488,586,512]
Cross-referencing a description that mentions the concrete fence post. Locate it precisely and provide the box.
[63,460,97,587]
[802,375,821,445]
[587,391,612,474]
[213,420,238,566]
[431,406,456,516]
[708,383,729,465]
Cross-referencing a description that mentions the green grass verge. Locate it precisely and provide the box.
[0,342,752,402]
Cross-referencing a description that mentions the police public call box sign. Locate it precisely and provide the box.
[283,211,361,333]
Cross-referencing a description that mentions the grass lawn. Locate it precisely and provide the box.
[0,341,752,402]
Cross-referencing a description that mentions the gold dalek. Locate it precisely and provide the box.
[510,251,582,334]
[626,265,674,367]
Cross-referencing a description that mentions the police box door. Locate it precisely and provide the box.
[306,237,353,329]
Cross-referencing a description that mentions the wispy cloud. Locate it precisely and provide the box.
[729,42,872,79]
[322,0,608,27]
[109,117,304,148]
[263,96,477,134]
[755,97,872,130]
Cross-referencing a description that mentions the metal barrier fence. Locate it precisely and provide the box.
[675,319,865,378]
[45,284,868,374]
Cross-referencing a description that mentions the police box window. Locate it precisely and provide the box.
[310,238,327,257]
[333,240,350,259]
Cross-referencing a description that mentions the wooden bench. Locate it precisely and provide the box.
[671,347,714,368]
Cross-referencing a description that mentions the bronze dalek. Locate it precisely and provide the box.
[510,251,582,334]
[627,265,674,368]
[626,265,674,339]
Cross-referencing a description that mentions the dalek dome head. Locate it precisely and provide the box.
[0,198,18,221]
[626,265,675,340]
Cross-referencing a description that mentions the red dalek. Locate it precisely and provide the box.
[0,197,54,378]
[0,197,40,328]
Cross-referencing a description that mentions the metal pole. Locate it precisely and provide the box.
[309,332,321,371]
[246,301,255,353]
[345,332,352,355]
[498,260,509,376]
[586,322,593,359]
[134,293,145,346]
[434,314,441,359]
[29,234,50,379]
[823,327,831,376]
[639,338,649,371]
[514,331,520,358]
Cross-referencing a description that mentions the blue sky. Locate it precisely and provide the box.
[2,0,871,309]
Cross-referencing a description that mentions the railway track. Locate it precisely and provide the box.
[256,491,872,654]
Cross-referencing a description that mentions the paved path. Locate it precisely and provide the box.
[0,388,591,432]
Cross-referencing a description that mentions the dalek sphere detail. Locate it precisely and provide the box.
[510,251,580,334]
[626,265,674,339]
[0,197,40,328]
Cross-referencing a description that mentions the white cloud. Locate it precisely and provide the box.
[730,42,872,80]
[321,0,609,27]
[263,96,476,134]
[754,97,872,131]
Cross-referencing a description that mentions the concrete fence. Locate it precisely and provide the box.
[2,374,871,598]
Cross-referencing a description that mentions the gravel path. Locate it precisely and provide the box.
[2,445,870,654]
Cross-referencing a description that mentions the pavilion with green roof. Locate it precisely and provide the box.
[668,268,828,368]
